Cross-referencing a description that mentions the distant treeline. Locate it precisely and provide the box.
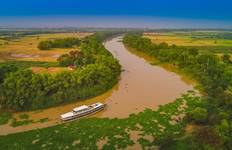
[190,32,232,40]
[123,34,232,149]
[0,32,121,111]
[170,31,232,40]
[0,31,65,41]
[38,37,81,50]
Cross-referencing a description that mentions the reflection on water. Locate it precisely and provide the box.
[0,36,193,135]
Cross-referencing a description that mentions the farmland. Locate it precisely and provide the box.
[0,30,231,149]
[0,32,91,62]
[144,31,232,53]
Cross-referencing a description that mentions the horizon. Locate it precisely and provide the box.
[0,0,232,29]
[0,15,232,29]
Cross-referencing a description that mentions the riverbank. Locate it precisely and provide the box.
[126,46,201,92]
[0,36,194,136]
[0,92,204,150]
[123,34,232,149]
[0,33,121,134]
[0,36,204,149]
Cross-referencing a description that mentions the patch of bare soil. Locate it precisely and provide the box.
[97,137,108,149]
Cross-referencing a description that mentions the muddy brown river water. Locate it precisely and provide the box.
[0,36,194,135]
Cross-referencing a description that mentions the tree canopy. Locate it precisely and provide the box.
[0,33,121,111]
[38,37,81,50]
[123,33,232,149]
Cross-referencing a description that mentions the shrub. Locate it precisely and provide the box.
[187,107,208,123]
[0,112,12,125]
[38,38,81,50]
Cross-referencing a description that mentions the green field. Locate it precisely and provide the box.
[0,32,91,62]
[144,31,232,53]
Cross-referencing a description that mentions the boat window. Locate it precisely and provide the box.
[73,108,89,113]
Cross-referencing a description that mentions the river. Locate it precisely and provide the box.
[0,36,193,135]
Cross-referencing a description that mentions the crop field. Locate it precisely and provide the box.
[144,31,232,53]
[0,32,91,62]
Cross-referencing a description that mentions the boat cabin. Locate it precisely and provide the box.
[73,105,89,113]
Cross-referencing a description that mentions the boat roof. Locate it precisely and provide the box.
[73,105,89,112]
[60,112,74,118]
[91,102,103,106]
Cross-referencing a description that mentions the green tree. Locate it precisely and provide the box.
[222,53,231,64]
[187,107,208,123]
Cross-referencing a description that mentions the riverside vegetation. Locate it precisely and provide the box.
[123,33,232,149]
[0,32,231,149]
[38,37,81,50]
[0,92,204,149]
[0,32,121,111]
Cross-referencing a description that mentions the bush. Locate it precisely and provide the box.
[0,112,12,125]
[37,41,52,50]
[38,38,81,50]
[0,63,18,84]
[57,50,84,67]
[187,107,208,123]
[19,113,29,120]
[194,126,222,148]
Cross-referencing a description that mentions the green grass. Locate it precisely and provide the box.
[186,46,232,54]
[19,113,29,120]
[10,116,50,127]
[10,118,34,127]
[0,112,12,125]
[0,61,59,69]
[0,92,204,149]
[144,31,232,53]
[38,118,49,123]
[0,100,48,128]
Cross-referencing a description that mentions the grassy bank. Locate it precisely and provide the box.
[0,92,204,149]
[126,46,198,88]
[123,33,232,149]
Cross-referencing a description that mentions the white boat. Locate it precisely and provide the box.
[60,102,106,121]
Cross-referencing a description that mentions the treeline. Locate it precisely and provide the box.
[38,37,81,50]
[0,31,60,41]
[0,33,121,111]
[190,32,232,40]
[123,34,232,149]
[57,32,115,67]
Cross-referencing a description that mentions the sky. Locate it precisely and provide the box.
[0,0,232,28]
